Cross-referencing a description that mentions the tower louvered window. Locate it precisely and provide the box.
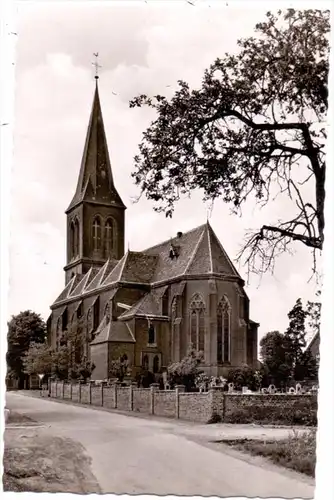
[105,218,114,254]
[189,294,205,354]
[92,216,102,251]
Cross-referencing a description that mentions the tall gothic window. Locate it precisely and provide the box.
[92,216,102,251]
[171,297,177,359]
[104,218,114,254]
[162,288,169,316]
[74,218,79,257]
[93,297,100,331]
[148,323,155,344]
[104,302,111,324]
[153,355,159,373]
[217,296,231,363]
[142,354,149,370]
[189,294,205,354]
[70,221,75,258]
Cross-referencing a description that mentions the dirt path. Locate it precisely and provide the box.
[3,412,101,493]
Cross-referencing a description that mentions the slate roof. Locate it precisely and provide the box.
[118,287,170,321]
[66,82,125,212]
[52,222,242,306]
[90,319,135,345]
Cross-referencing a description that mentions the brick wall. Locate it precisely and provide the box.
[116,387,131,411]
[222,393,317,424]
[133,388,150,413]
[179,392,212,423]
[153,391,176,418]
[103,386,116,408]
[46,382,317,425]
[64,383,71,400]
[91,385,103,406]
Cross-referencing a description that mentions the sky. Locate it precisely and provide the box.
[6,0,325,343]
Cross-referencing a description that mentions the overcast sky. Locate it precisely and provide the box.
[8,0,324,343]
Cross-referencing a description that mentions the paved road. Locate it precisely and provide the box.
[6,392,314,497]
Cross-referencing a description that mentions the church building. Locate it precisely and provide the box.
[49,77,259,380]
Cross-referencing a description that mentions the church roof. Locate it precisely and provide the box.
[52,221,242,306]
[118,288,170,321]
[143,222,241,283]
[66,81,125,213]
[90,319,135,345]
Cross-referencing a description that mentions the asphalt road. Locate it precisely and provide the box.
[6,392,315,497]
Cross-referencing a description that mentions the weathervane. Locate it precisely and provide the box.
[92,52,102,79]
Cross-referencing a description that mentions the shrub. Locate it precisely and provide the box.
[207,413,222,424]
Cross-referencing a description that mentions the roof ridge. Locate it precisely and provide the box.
[208,223,241,278]
[207,224,213,274]
[183,226,206,275]
[142,222,207,253]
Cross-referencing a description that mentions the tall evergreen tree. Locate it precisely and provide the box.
[284,298,307,375]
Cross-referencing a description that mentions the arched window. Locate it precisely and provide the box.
[162,288,169,316]
[189,294,205,353]
[142,354,149,370]
[104,218,114,254]
[70,221,75,258]
[74,218,79,257]
[104,302,111,324]
[153,355,159,374]
[171,297,177,359]
[92,216,102,251]
[217,296,231,363]
[93,297,100,331]
[148,323,155,344]
[56,318,62,350]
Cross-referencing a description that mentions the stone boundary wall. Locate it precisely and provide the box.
[42,382,317,424]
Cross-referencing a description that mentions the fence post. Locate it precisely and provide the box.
[89,381,92,405]
[101,382,104,407]
[79,381,81,403]
[70,381,73,400]
[150,383,159,415]
[175,385,185,419]
[114,383,117,409]
[55,380,58,398]
[62,381,65,399]
[129,385,133,411]
[175,387,179,419]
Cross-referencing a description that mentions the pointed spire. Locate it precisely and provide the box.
[66,77,125,212]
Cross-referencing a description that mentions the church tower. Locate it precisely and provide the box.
[64,76,126,284]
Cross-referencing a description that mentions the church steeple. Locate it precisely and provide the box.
[66,79,125,212]
[64,76,126,284]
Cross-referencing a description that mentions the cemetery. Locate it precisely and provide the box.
[43,377,318,426]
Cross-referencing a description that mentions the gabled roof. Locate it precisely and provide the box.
[102,251,158,285]
[70,267,99,297]
[66,81,125,213]
[118,288,169,321]
[53,274,83,304]
[85,258,118,292]
[90,319,135,345]
[143,222,241,283]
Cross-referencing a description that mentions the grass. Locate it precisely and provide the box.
[224,429,316,477]
[3,412,101,493]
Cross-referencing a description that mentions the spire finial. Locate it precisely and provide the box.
[92,52,102,80]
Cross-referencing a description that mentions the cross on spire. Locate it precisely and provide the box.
[92,52,102,80]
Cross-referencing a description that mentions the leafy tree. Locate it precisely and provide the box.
[306,290,321,340]
[294,348,318,382]
[51,345,70,380]
[22,342,53,377]
[130,9,328,275]
[227,364,257,391]
[7,310,46,388]
[260,331,292,386]
[109,355,130,383]
[167,345,204,391]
